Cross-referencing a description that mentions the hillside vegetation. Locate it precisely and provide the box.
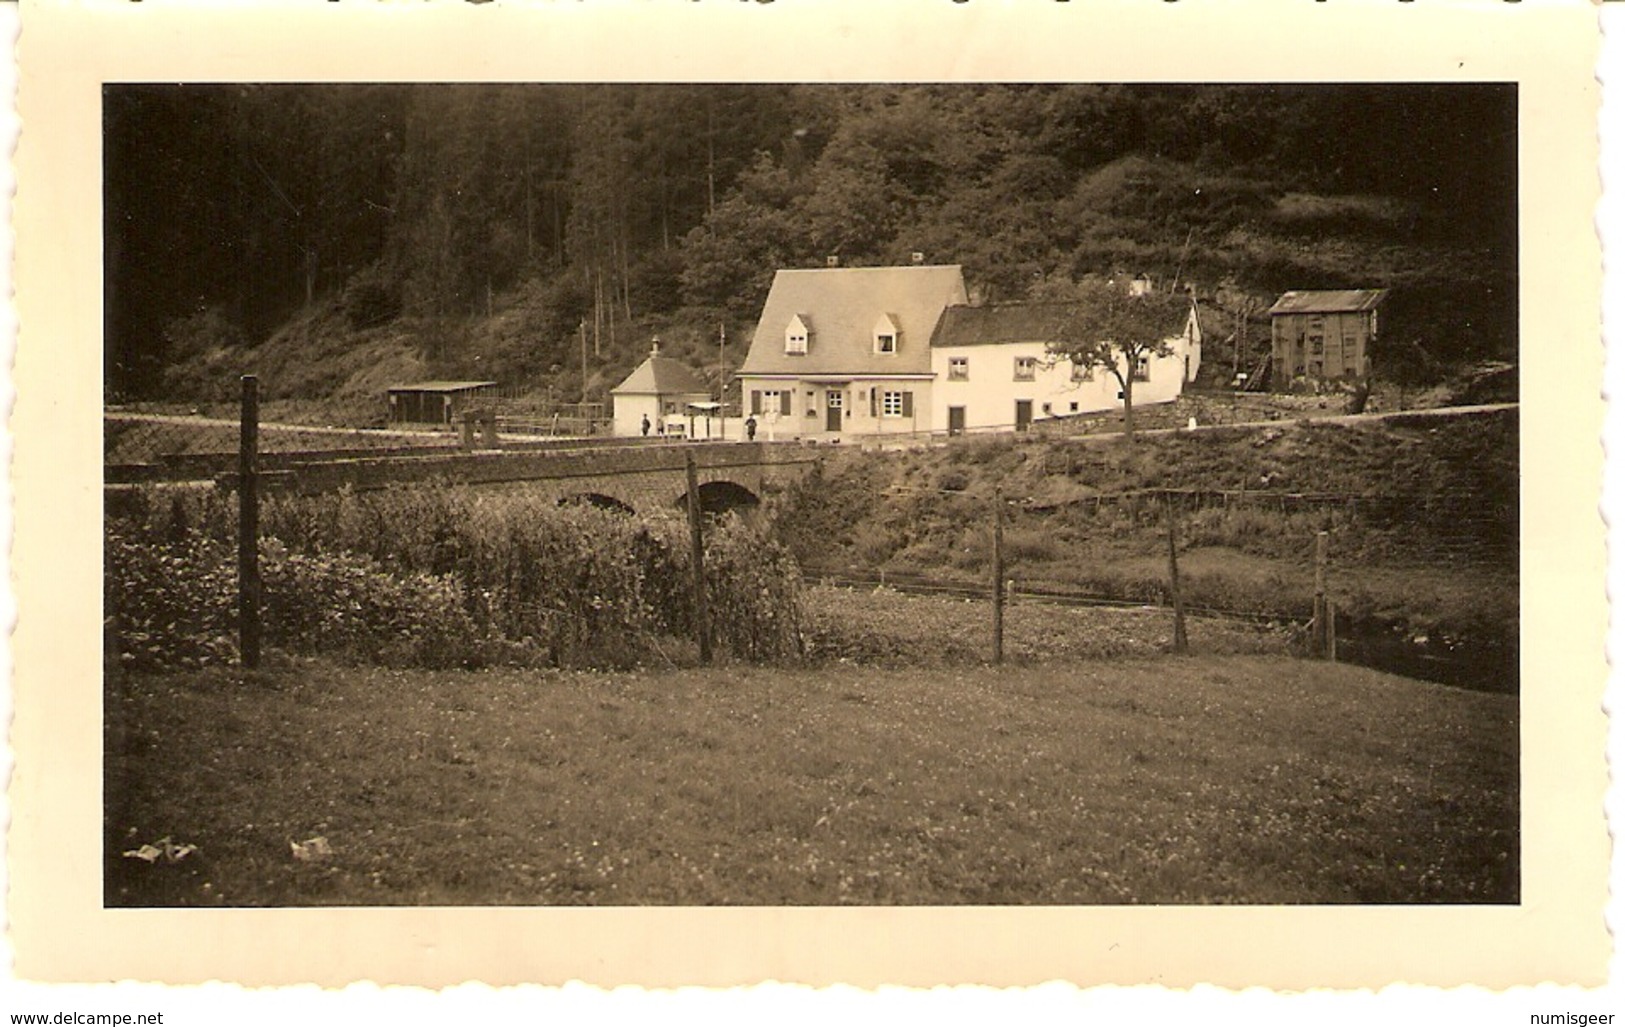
[770,407,1517,654]
[108,84,1516,420]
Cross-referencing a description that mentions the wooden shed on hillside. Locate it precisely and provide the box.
[386,380,498,424]
[1268,289,1388,386]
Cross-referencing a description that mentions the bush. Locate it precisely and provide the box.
[340,266,401,329]
[105,528,238,672]
[259,540,480,668]
[104,526,484,672]
[1002,526,1060,565]
[702,516,805,662]
[109,483,808,670]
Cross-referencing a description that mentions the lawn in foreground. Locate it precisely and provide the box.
[105,652,1516,907]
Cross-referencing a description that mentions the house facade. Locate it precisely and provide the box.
[1268,289,1388,386]
[735,264,1200,440]
[929,302,1199,433]
[610,343,714,437]
[736,264,968,441]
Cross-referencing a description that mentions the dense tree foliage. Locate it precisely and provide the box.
[105,83,1516,401]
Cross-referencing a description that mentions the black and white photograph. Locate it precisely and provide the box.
[101,80,1520,908]
[8,0,1613,1002]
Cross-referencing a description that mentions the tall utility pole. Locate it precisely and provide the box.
[705,101,716,218]
[718,321,727,402]
[579,319,589,405]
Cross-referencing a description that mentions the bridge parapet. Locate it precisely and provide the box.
[213,441,820,516]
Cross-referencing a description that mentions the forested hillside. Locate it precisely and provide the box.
[105,83,1516,415]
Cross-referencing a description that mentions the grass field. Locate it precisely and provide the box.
[106,603,1517,907]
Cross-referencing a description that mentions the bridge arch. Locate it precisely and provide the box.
[669,479,762,517]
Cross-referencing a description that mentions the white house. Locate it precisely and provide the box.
[610,343,714,438]
[736,264,969,441]
[736,264,1200,439]
[928,300,1201,433]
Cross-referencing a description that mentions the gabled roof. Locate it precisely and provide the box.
[740,265,968,377]
[931,300,1199,348]
[1268,289,1389,315]
[931,302,1100,348]
[610,353,710,396]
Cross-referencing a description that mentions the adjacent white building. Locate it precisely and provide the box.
[929,301,1200,434]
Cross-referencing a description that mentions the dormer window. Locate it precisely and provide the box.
[785,313,811,355]
[873,313,900,355]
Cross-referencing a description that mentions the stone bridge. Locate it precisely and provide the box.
[261,441,822,517]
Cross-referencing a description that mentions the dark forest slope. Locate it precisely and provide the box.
[106,84,1517,412]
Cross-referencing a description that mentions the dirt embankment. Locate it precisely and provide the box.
[768,406,1517,653]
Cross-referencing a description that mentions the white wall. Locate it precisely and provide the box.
[930,341,1186,433]
[612,393,661,438]
[739,376,934,440]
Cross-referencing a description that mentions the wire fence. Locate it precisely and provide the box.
[104,376,1516,689]
[788,464,1515,689]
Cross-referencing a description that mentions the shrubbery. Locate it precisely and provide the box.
[107,484,807,672]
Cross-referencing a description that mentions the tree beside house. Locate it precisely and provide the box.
[1037,280,1199,437]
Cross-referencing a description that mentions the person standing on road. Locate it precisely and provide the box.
[641,413,651,437]
[745,415,757,442]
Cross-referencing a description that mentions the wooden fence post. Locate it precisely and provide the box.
[992,487,1005,664]
[1313,530,1328,658]
[685,451,712,664]
[238,375,261,669]
[1165,491,1188,654]
[1327,598,1338,663]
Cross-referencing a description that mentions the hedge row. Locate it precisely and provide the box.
[106,484,804,671]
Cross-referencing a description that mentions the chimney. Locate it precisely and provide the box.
[911,252,925,265]
[651,335,661,356]
[826,255,840,268]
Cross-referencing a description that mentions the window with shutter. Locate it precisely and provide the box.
[751,390,762,415]
[780,391,792,416]
[901,391,913,418]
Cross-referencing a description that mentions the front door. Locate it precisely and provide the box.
[1015,399,1033,432]
[947,405,966,436]
[826,390,844,432]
